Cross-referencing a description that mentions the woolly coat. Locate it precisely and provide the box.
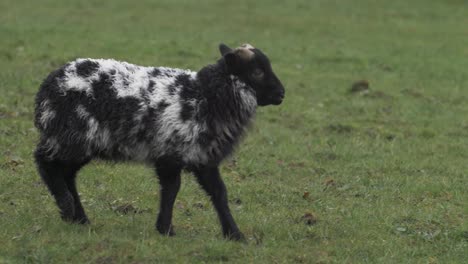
[34,58,257,167]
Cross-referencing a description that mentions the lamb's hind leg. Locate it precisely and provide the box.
[63,160,90,224]
[35,151,89,224]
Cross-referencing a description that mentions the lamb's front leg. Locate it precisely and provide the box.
[155,162,182,236]
[193,166,245,241]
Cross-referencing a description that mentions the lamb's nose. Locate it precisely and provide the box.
[277,90,285,99]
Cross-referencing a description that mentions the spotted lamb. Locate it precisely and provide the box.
[34,43,285,240]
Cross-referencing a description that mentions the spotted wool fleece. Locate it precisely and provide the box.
[34,58,257,167]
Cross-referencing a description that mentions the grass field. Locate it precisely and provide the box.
[1,0,467,263]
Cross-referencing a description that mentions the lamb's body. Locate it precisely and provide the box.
[34,44,284,240]
[35,58,257,167]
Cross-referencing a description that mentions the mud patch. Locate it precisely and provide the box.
[349,80,370,94]
[2,156,25,171]
[110,201,149,215]
[301,212,318,226]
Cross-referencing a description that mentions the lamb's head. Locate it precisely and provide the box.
[219,43,285,106]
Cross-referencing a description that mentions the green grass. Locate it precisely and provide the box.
[1,0,467,263]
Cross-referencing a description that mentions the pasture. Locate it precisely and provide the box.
[0,0,467,263]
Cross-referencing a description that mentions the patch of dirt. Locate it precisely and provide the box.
[323,178,336,188]
[322,178,339,191]
[111,203,148,215]
[301,213,318,226]
[322,178,351,193]
[349,80,369,94]
[2,156,25,170]
[113,204,138,214]
[349,80,393,100]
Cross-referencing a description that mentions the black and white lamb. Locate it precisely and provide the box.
[34,43,285,240]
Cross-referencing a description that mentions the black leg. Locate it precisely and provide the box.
[64,161,90,224]
[35,152,89,224]
[155,162,182,236]
[193,166,244,241]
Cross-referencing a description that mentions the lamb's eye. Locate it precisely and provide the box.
[251,69,264,79]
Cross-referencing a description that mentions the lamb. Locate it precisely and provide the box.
[34,43,285,240]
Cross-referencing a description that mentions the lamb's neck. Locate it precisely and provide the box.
[196,62,257,130]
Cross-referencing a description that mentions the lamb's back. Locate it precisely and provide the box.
[34,58,202,162]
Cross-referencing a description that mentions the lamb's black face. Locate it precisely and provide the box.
[219,43,285,106]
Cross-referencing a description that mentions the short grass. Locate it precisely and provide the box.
[1,0,467,263]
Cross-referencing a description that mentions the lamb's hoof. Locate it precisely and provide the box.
[74,216,91,225]
[225,231,246,242]
[157,225,176,236]
[61,215,75,223]
[62,215,90,225]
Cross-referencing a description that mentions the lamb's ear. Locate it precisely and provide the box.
[223,52,241,74]
[219,43,232,56]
